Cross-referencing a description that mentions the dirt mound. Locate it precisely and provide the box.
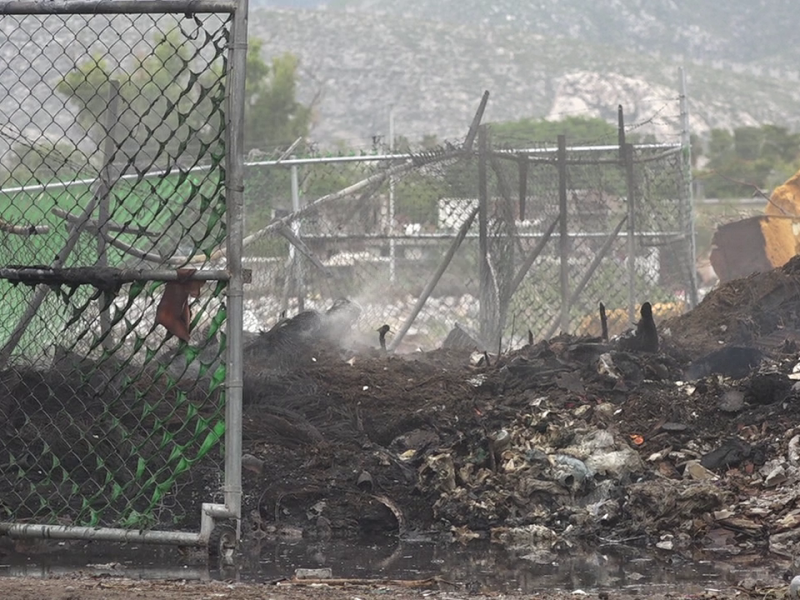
[236,324,800,558]
[664,254,800,357]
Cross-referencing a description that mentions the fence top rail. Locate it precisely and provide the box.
[0,0,237,15]
[0,143,683,197]
[500,142,681,156]
[245,142,682,168]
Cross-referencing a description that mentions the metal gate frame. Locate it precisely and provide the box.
[0,0,248,551]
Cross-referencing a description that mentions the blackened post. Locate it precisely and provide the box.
[478,125,490,342]
[518,155,528,221]
[600,302,609,342]
[463,90,490,152]
[558,134,569,334]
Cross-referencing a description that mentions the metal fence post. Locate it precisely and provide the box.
[223,0,249,538]
[624,142,637,323]
[558,134,569,334]
[478,125,490,342]
[518,155,528,221]
[389,106,397,284]
[290,157,304,311]
[97,80,120,352]
[679,66,699,308]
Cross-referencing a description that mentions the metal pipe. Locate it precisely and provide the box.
[477,126,490,343]
[4,564,211,580]
[0,523,203,546]
[557,134,570,334]
[97,80,120,352]
[0,155,408,198]
[222,0,248,539]
[0,0,236,14]
[290,157,304,310]
[387,206,478,353]
[272,230,686,242]
[518,155,528,221]
[0,267,233,283]
[275,225,331,277]
[388,106,396,284]
[244,143,681,168]
[463,90,490,151]
[0,167,205,197]
[624,143,637,324]
[679,66,699,308]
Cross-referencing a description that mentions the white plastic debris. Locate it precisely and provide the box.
[789,434,800,466]
[597,352,620,379]
[683,460,717,481]
[467,374,487,387]
[294,567,333,580]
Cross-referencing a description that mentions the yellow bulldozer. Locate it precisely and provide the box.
[710,169,800,282]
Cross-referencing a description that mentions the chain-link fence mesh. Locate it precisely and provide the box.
[0,10,233,531]
[496,143,694,345]
[243,133,693,353]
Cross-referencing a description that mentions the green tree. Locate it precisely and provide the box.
[56,29,225,171]
[56,31,312,170]
[698,124,800,198]
[244,40,312,152]
[489,115,620,147]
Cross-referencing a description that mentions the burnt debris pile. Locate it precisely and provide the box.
[240,260,800,560]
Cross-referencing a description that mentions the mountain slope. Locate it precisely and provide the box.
[329,0,800,74]
[250,6,800,147]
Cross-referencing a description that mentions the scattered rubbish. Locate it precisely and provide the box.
[789,434,800,466]
[746,371,793,404]
[294,568,333,579]
[357,470,374,491]
[242,453,265,476]
[718,389,745,413]
[700,438,759,471]
[685,346,764,381]
[684,460,717,481]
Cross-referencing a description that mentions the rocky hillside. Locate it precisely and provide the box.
[248,0,800,147]
[329,0,799,73]
[0,2,797,157]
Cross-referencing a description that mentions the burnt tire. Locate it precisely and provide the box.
[208,522,237,564]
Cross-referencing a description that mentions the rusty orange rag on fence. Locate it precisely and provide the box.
[156,269,204,342]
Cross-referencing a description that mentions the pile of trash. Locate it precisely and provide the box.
[237,260,800,562]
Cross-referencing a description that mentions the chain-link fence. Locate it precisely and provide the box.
[0,1,246,548]
[243,129,694,353]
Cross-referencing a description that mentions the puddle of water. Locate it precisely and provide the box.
[0,538,786,594]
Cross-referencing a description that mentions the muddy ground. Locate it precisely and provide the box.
[0,576,762,600]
